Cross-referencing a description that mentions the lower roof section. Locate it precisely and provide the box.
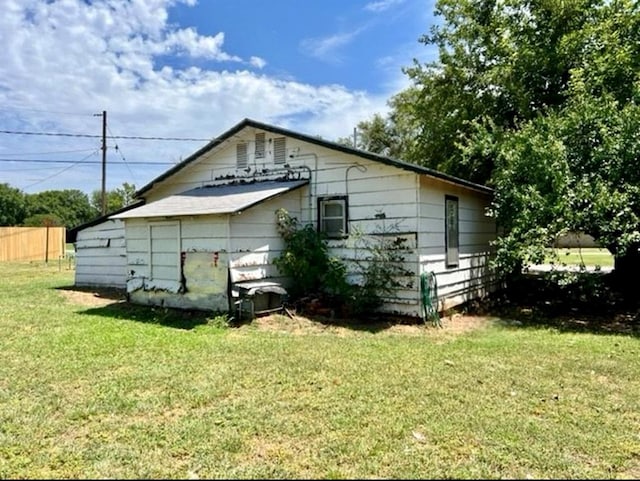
[111,179,309,220]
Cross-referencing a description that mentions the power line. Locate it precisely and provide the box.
[0,129,212,141]
[22,150,100,190]
[0,147,98,156]
[107,124,137,185]
[0,158,175,165]
[0,165,74,172]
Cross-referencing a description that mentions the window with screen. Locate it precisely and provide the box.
[318,196,348,238]
[445,195,459,267]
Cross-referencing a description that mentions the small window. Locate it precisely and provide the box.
[255,132,265,159]
[318,196,348,238]
[236,143,248,168]
[445,195,459,267]
[273,137,286,164]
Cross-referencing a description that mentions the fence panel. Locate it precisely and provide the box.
[0,227,66,262]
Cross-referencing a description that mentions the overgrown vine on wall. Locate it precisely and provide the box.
[274,208,414,319]
[346,221,415,316]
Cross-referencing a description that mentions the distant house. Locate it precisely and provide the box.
[72,118,497,318]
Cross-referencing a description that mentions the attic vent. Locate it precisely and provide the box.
[255,132,265,159]
[236,143,248,168]
[273,137,286,164]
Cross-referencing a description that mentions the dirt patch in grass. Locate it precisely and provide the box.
[472,272,640,336]
[240,311,494,337]
[615,460,640,480]
[57,286,126,308]
[57,285,494,337]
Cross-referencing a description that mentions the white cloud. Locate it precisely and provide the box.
[300,28,365,63]
[249,56,267,69]
[364,0,406,13]
[163,29,241,61]
[0,0,387,194]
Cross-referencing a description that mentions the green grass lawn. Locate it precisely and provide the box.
[548,247,614,267]
[1,262,639,478]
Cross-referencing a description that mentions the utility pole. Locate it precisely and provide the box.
[94,111,107,215]
[101,110,107,215]
[353,127,358,148]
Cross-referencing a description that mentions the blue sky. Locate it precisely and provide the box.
[0,0,438,196]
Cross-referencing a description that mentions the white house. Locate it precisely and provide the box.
[73,118,497,318]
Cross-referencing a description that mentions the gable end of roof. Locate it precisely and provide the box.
[135,118,493,198]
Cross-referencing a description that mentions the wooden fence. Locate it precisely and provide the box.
[0,227,66,262]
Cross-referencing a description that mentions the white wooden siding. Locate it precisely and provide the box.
[418,176,497,311]
[114,127,496,317]
[123,189,303,312]
[149,222,181,290]
[125,215,230,311]
[229,188,302,285]
[145,133,309,202]
[74,219,127,288]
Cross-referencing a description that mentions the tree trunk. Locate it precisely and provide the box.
[613,244,640,289]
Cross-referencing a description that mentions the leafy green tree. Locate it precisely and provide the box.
[26,189,96,228]
[23,213,64,227]
[90,182,137,214]
[490,0,640,278]
[0,183,27,226]
[337,114,406,158]
[368,0,640,184]
[493,88,640,280]
[371,0,640,277]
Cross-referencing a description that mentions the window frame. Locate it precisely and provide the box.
[444,195,459,268]
[317,195,349,239]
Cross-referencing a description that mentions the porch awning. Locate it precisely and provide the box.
[111,179,308,219]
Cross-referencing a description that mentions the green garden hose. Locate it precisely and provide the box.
[420,271,441,327]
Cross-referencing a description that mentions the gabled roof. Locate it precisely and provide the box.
[66,200,145,242]
[135,118,493,198]
[113,179,308,220]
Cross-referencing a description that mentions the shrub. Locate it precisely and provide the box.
[274,209,349,300]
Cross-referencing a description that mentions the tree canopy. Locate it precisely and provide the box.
[352,0,640,275]
[0,183,28,226]
[0,182,137,228]
[90,182,137,215]
[26,189,96,228]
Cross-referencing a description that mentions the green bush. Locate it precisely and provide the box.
[274,209,349,300]
[275,209,414,319]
